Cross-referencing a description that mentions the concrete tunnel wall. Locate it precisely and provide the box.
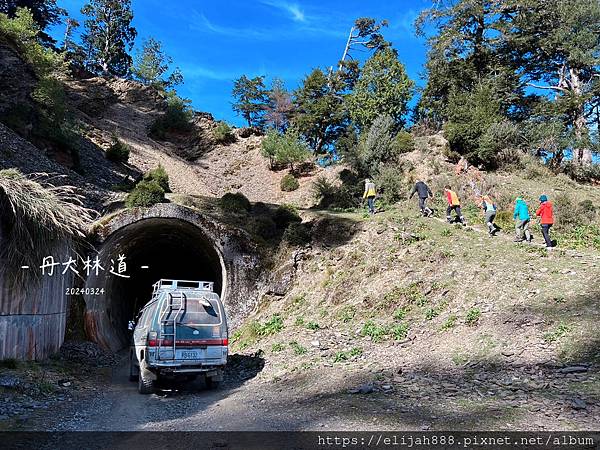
[84,203,264,352]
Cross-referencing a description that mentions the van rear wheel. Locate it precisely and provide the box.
[138,365,156,394]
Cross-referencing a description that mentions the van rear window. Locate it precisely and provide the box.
[177,297,221,325]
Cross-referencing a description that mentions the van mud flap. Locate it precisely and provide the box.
[140,360,157,381]
[206,369,223,381]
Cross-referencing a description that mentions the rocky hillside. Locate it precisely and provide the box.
[0,40,341,212]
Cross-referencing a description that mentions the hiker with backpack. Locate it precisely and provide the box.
[536,194,555,249]
[479,194,498,236]
[363,178,377,216]
[513,197,532,242]
[444,186,465,225]
[409,180,433,217]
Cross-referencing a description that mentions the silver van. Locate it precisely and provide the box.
[129,279,228,394]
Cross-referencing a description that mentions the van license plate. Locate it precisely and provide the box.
[180,351,200,360]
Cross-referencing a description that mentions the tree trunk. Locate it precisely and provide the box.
[571,68,592,166]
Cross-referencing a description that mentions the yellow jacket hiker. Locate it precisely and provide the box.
[363,179,377,215]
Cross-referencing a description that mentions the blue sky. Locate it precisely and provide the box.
[51,0,431,126]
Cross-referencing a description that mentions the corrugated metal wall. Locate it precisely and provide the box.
[0,225,73,360]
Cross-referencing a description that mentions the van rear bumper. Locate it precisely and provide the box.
[151,363,225,373]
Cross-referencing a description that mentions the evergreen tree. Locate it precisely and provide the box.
[292,68,352,153]
[500,0,600,165]
[345,47,414,131]
[0,0,64,44]
[80,0,137,77]
[232,75,269,128]
[416,0,519,124]
[131,37,183,89]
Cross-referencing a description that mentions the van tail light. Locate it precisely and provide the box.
[222,338,228,346]
[147,331,158,347]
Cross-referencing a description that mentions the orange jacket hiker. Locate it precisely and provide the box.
[445,189,460,206]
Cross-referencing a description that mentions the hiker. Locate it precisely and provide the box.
[536,194,555,249]
[513,197,532,242]
[444,186,465,224]
[409,180,433,217]
[363,178,377,216]
[479,194,498,236]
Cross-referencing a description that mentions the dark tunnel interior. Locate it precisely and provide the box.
[90,218,223,347]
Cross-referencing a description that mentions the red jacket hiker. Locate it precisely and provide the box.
[536,201,554,225]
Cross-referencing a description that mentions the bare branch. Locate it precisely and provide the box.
[526,83,568,93]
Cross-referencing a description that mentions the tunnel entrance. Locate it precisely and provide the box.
[84,216,224,350]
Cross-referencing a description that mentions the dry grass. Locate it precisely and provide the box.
[0,169,97,284]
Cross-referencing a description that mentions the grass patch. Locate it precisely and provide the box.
[543,323,572,343]
[305,321,320,331]
[271,343,285,352]
[465,308,481,326]
[360,320,389,343]
[337,305,356,323]
[333,347,363,363]
[441,314,458,331]
[289,341,307,355]
[393,306,410,321]
[390,323,409,341]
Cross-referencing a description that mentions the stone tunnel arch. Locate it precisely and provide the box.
[83,204,233,352]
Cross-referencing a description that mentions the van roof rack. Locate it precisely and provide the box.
[152,279,214,299]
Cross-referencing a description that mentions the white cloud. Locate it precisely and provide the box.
[260,0,306,22]
[189,11,271,39]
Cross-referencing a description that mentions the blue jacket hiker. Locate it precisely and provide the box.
[513,197,532,242]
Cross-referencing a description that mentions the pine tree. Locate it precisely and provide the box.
[131,37,183,89]
[291,68,348,154]
[500,0,600,165]
[232,75,269,128]
[80,0,137,77]
[345,47,414,131]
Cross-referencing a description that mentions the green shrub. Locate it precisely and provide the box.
[149,92,194,139]
[0,8,65,77]
[394,130,415,153]
[214,121,235,144]
[273,204,301,228]
[32,77,66,124]
[554,194,596,229]
[220,192,251,213]
[261,129,311,171]
[106,138,131,163]
[374,166,404,205]
[143,165,170,192]
[283,222,311,246]
[249,216,278,240]
[125,180,165,207]
[280,173,299,192]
